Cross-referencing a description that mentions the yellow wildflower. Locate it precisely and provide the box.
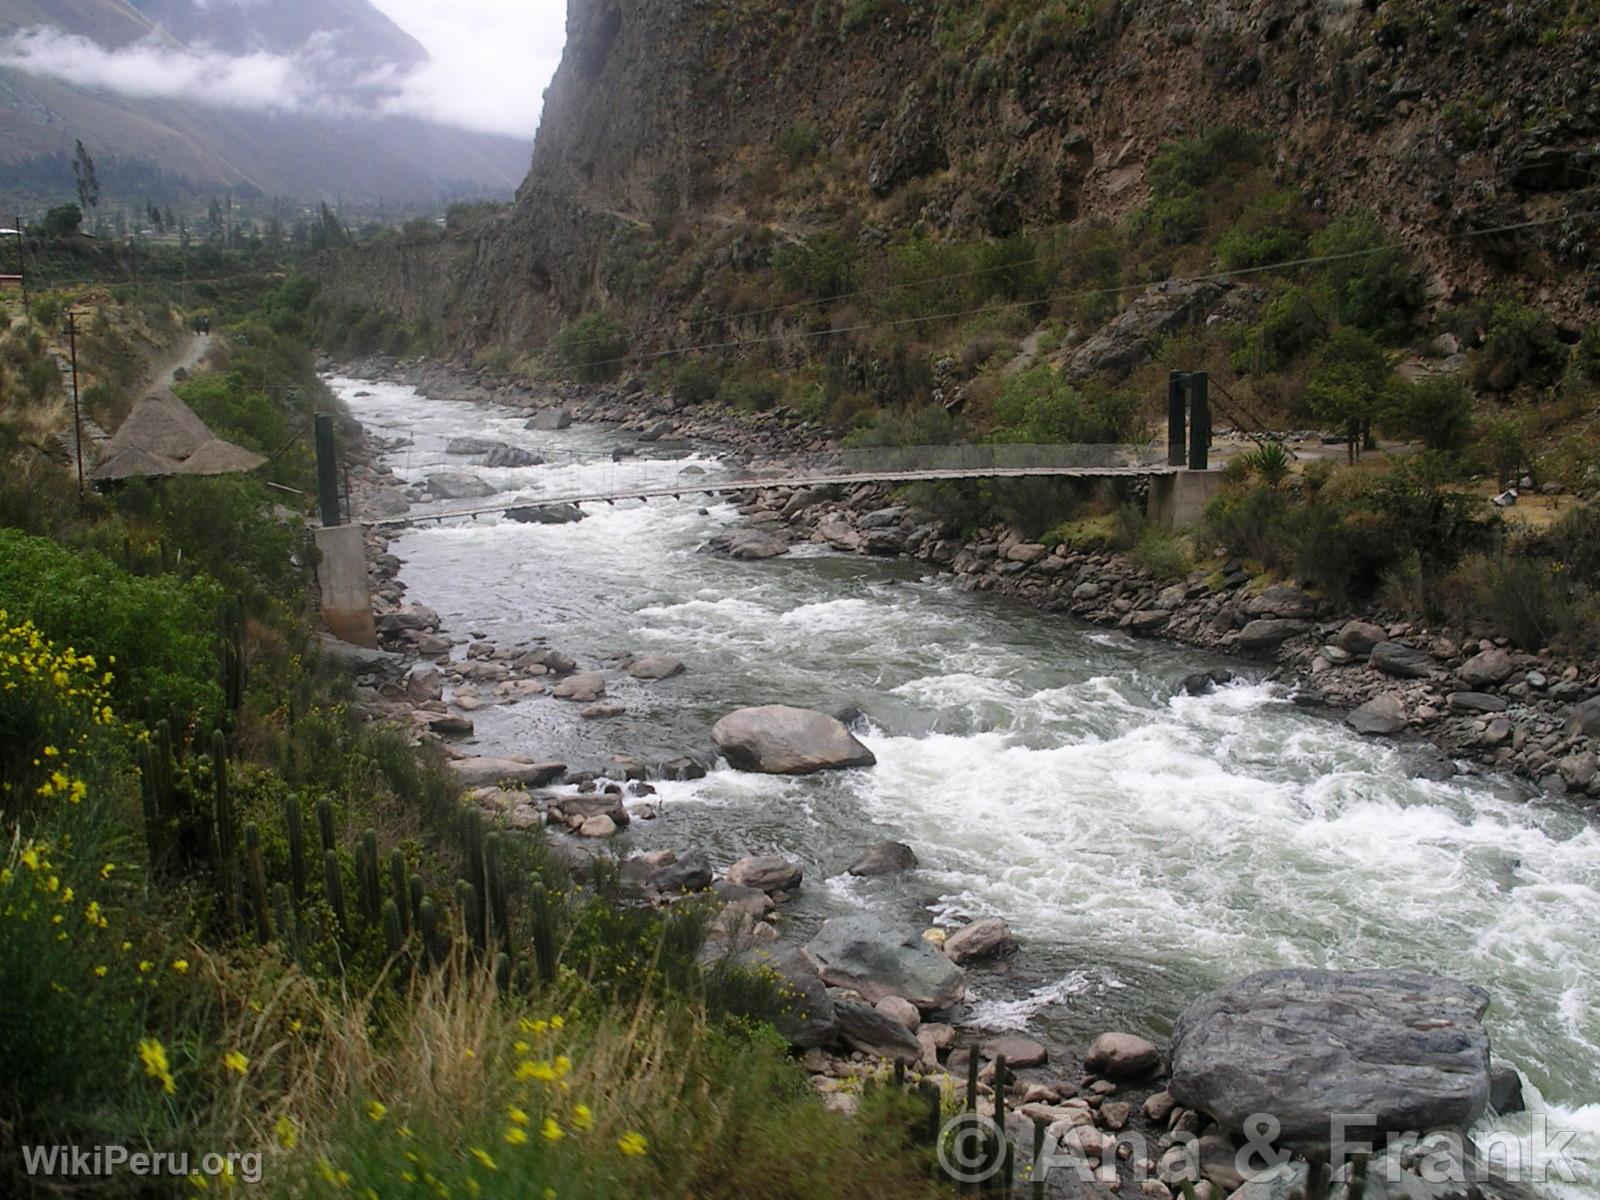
[617,1132,648,1157]
[572,1104,593,1132]
[504,1127,527,1146]
[366,1100,388,1122]
[506,1105,528,1126]
[170,959,189,974]
[222,1050,249,1075]
[468,1147,496,1171]
[138,1037,176,1094]
[274,1115,298,1149]
[540,1117,564,1142]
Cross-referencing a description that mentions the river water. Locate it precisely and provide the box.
[334,375,1599,1192]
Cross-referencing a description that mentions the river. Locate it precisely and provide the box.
[333,374,1599,1194]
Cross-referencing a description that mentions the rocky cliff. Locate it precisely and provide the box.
[319,0,1599,364]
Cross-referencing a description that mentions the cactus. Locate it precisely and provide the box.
[211,730,239,929]
[322,849,347,935]
[493,951,512,992]
[357,829,381,926]
[316,797,336,855]
[388,849,411,937]
[284,795,307,903]
[462,810,486,947]
[992,1052,1010,1196]
[484,833,510,949]
[271,883,293,954]
[526,872,558,986]
[456,879,484,954]
[417,895,440,969]
[244,823,271,944]
[218,603,246,718]
[408,874,424,932]
[382,898,404,960]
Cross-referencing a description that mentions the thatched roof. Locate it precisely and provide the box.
[91,388,265,483]
[175,438,267,476]
[89,445,184,482]
[99,391,213,462]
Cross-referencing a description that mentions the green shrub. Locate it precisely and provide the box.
[671,358,720,405]
[773,233,860,301]
[1241,441,1293,486]
[1471,298,1566,393]
[839,0,880,32]
[1236,287,1324,373]
[1308,212,1414,339]
[990,366,1143,444]
[553,312,627,383]
[23,359,57,401]
[1440,554,1565,649]
[1384,375,1473,451]
[1133,529,1190,580]
[0,529,225,727]
[774,122,822,168]
[30,296,61,329]
[1304,327,1391,442]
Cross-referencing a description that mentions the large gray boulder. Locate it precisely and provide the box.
[1565,695,1600,738]
[711,705,876,775]
[848,840,918,876]
[1336,620,1387,657]
[1371,641,1438,679]
[726,854,803,893]
[426,471,496,500]
[448,757,565,788]
[831,992,923,1061]
[1168,968,1492,1152]
[1347,694,1408,736]
[804,914,966,1010]
[734,945,836,1048]
[1236,619,1312,653]
[528,406,572,430]
[1457,647,1514,688]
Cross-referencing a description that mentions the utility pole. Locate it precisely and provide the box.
[64,309,85,504]
[3,216,24,308]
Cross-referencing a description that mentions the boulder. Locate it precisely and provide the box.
[804,914,966,1010]
[1370,641,1437,679]
[448,758,565,788]
[405,664,443,704]
[506,503,585,525]
[727,529,789,559]
[1489,1062,1525,1116]
[425,472,497,500]
[736,945,836,1048]
[876,995,921,1031]
[552,672,606,702]
[1084,1032,1161,1081]
[1244,585,1317,620]
[628,654,685,680]
[1564,695,1600,738]
[982,1035,1047,1068]
[1457,647,1514,688]
[942,917,1017,965]
[848,840,918,876]
[1178,669,1236,696]
[484,443,543,469]
[1236,619,1312,653]
[528,406,572,430]
[1167,968,1492,1152]
[711,705,876,775]
[1448,692,1508,715]
[831,992,923,1061]
[726,854,803,893]
[1347,694,1408,736]
[650,849,713,893]
[1336,620,1387,657]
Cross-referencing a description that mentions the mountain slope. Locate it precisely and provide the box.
[0,0,529,205]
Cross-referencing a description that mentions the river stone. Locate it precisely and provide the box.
[1178,669,1236,696]
[425,471,497,499]
[506,503,585,524]
[1167,968,1492,1152]
[552,672,606,701]
[1130,609,1170,632]
[804,914,966,1010]
[1236,619,1312,653]
[831,992,923,1061]
[727,529,789,559]
[448,757,566,788]
[983,1035,1047,1068]
[876,995,921,1031]
[943,917,1017,964]
[736,945,836,1048]
[405,664,443,704]
[528,406,572,430]
[628,654,685,680]
[726,854,803,893]
[1347,694,1408,735]
[1371,641,1437,679]
[650,848,712,893]
[711,705,876,774]
[576,814,617,838]
[1457,647,1514,688]
[1244,584,1317,619]
[1084,1032,1161,1080]
[1448,691,1508,714]
[848,840,918,876]
[1489,1062,1525,1115]
[1336,620,1387,657]
[1564,695,1600,737]
[484,443,543,469]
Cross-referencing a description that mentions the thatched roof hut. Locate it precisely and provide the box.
[90,389,265,483]
[175,439,267,476]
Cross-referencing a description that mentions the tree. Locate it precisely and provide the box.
[39,204,83,239]
[1309,211,1415,340]
[1385,375,1473,452]
[71,140,99,224]
[1305,327,1392,462]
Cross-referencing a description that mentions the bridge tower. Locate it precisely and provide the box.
[1149,371,1221,528]
[312,413,378,647]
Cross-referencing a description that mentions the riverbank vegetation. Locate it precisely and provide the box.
[0,276,946,1197]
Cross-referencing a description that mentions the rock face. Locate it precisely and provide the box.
[803,914,966,1010]
[1347,693,1408,735]
[848,840,918,876]
[711,705,876,774]
[1168,968,1492,1151]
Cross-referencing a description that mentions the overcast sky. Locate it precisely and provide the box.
[0,0,569,142]
[370,0,568,139]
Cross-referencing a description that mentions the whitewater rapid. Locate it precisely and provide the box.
[335,375,1600,1194]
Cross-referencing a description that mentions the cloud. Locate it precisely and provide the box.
[0,1,569,141]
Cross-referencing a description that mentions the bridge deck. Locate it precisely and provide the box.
[363,463,1181,528]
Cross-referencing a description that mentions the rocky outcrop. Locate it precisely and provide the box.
[1168,968,1493,1152]
[711,705,876,774]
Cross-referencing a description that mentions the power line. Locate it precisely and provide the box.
[557,208,1597,373]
